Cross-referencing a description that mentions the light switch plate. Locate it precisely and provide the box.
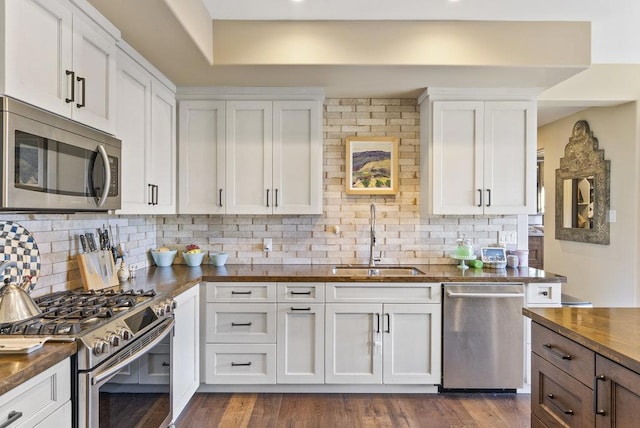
[263,238,272,252]
[499,231,517,244]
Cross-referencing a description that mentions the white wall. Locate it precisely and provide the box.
[539,102,639,306]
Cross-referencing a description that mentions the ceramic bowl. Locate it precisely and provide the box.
[151,249,177,267]
[182,251,205,267]
[209,252,228,267]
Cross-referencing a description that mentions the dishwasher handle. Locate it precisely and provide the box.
[446,291,525,298]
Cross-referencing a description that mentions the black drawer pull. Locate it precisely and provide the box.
[290,291,312,295]
[231,290,252,295]
[231,322,252,327]
[543,344,572,360]
[0,411,23,428]
[547,394,574,415]
[290,307,311,311]
[594,374,607,416]
[162,362,170,367]
[231,362,252,367]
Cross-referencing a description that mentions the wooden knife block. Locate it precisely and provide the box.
[77,250,119,290]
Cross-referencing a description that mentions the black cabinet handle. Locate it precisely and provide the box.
[543,344,572,360]
[376,313,381,334]
[76,76,86,108]
[266,189,270,207]
[290,291,312,295]
[486,189,491,207]
[231,362,252,367]
[290,307,311,311]
[65,70,75,103]
[219,189,223,207]
[275,189,279,208]
[477,189,483,207]
[231,290,252,295]
[162,362,170,367]
[547,394,574,415]
[0,411,22,428]
[148,184,154,205]
[231,322,252,327]
[385,313,391,333]
[594,375,607,416]
[154,185,159,205]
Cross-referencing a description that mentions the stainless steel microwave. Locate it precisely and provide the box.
[0,97,121,212]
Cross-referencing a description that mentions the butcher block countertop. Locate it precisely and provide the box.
[523,307,640,376]
[0,340,77,396]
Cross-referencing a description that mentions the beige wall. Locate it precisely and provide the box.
[539,102,640,306]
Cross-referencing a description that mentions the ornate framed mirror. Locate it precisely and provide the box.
[555,120,610,244]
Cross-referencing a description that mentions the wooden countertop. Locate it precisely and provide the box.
[523,307,640,376]
[0,341,77,396]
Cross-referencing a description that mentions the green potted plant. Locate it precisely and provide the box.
[182,244,205,267]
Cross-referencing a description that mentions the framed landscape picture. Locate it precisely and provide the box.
[346,136,398,195]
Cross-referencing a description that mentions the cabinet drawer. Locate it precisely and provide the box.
[206,303,276,343]
[326,283,441,303]
[0,359,71,427]
[277,282,324,303]
[204,344,276,384]
[531,353,593,427]
[532,322,594,387]
[526,283,561,305]
[206,282,276,302]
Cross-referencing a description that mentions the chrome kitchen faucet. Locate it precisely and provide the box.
[369,203,380,267]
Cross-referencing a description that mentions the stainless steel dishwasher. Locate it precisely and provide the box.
[442,283,525,390]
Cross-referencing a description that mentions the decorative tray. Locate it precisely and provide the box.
[0,337,52,354]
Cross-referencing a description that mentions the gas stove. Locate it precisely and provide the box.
[0,288,175,370]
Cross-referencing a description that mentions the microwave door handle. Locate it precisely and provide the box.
[96,144,111,207]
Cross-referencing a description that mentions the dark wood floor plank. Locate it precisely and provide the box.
[175,392,531,428]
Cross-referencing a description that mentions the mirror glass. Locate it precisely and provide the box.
[555,120,610,245]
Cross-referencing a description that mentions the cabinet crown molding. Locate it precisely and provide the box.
[176,86,325,101]
[418,87,540,104]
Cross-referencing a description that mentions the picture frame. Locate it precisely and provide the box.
[345,136,398,195]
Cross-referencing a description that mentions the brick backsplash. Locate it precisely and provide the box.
[0,98,516,295]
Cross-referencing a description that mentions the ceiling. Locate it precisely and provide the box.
[87,0,640,126]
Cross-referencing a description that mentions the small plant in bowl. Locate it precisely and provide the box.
[182,244,205,267]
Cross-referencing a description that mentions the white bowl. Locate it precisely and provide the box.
[151,249,177,267]
[182,251,205,267]
[210,252,228,267]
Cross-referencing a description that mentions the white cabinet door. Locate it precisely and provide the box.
[431,101,484,215]
[273,100,323,215]
[225,100,273,214]
[149,81,176,213]
[325,303,382,384]
[3,0,73,118]
[382,303,442,384]
[116,49,152,214]
[178,101,226,214]
[70,12,116,133]
[483,101,536,215]
[172,285,200,421]
[277,303,324,384]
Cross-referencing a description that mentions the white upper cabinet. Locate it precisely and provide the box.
[177,88,324,215]
[1,0,118,134]
[116,42,176,214]
[421,90,536,215]
[178,101,226,214]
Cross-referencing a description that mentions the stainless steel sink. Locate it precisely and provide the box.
[331,265,425,276]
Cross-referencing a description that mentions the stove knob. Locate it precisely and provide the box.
[117,327,133,341]
[108,334,120,348]
[93,339,110,356]
[154,305,165,317]
[164,300,173,314]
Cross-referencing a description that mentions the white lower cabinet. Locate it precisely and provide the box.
[0,358,71,427]
[277,303,324,383]
[325,302,441,385]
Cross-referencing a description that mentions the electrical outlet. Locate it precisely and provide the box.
[263,238,272,252]
[499,231,518,244]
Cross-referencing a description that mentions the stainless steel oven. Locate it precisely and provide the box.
[0,97,121,212]
[77,307,174,428]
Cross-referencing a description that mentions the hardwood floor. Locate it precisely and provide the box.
[175,393,531,428]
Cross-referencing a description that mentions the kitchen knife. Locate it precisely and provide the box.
[79,234,88,253]
[86,233,97,252]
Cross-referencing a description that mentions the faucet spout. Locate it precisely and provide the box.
[369,203,377,267]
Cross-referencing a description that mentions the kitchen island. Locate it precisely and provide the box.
[524,307,640,426]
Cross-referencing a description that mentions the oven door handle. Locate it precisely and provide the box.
[96,144,111,208]
[446,291,525,298]
[92,318,174,386]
